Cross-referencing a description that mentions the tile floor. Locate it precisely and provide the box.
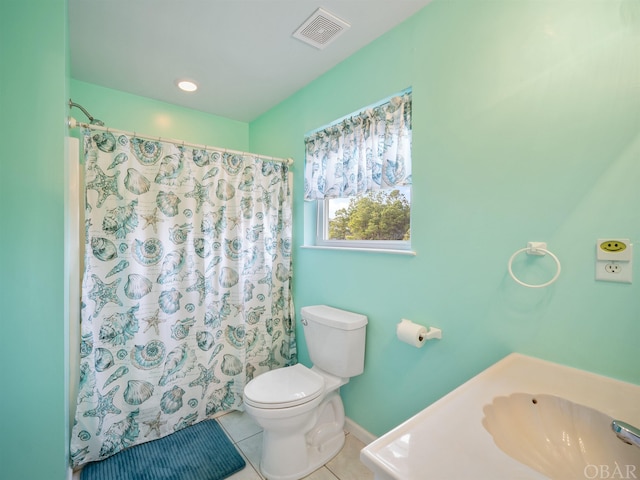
[217,410,374,480]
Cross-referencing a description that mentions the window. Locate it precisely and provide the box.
[316,186,411,250]
[304,89,412,253]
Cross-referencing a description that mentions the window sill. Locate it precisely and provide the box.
[300,245,416,256]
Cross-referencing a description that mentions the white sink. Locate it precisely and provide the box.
[483,393,640,479]
[360,354,640,480]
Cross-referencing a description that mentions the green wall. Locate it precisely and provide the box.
[250,0,640,436]
[70,80,250,151]
[0,1,69,479]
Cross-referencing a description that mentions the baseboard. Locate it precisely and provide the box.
[345,417,378,445]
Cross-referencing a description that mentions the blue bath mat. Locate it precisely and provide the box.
[80,419,246,480]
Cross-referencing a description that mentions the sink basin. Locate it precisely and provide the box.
[483,393,640,479]
[361,354,640,480]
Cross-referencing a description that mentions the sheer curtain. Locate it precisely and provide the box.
[303,91,412,200]
[70,129,295,467]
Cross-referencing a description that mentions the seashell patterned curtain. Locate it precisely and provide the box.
[70,130,295,468]
[303,90,412,200]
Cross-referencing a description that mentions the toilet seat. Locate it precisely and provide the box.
[244,364,324,409]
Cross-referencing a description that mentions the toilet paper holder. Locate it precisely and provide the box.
[397,318,442,347]
[421,325,442,341]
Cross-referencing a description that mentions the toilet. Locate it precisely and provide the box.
[243,305,368,480]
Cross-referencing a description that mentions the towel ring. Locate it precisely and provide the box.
[508,242,561,288]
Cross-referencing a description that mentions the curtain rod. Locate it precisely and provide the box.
[67,116,293,166]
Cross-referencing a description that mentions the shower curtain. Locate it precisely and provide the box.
[70,129,296,468]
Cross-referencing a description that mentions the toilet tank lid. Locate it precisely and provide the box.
[301,305,368,330]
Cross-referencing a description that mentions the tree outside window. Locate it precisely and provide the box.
[327,187,410,241]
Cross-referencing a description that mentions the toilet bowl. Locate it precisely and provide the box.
[244,364,347,480]
[242,305,368,480]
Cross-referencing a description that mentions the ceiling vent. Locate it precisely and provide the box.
[292,7,350,50]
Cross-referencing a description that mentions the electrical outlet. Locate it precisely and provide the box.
[596,261,632,283]
[605,264,620,274]
[596,239,633,284]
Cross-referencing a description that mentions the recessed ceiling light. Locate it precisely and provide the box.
[177,80,198,92]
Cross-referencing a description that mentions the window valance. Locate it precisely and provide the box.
[303,91,412,200]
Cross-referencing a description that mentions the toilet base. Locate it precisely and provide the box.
[257,392,346,480]
[261,429,345,480]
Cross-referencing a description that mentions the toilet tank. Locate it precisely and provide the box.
[301,305,368,378]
